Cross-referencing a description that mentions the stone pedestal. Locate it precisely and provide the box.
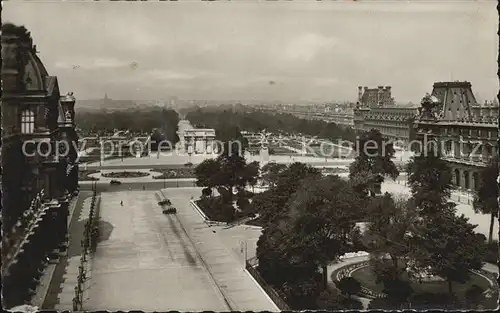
[259,147,269,165]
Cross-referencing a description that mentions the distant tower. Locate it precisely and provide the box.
[104,92,109,100]
[357,86,363,103]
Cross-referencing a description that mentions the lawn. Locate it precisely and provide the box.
[351,264,492,298]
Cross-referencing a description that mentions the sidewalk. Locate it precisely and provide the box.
[42,192,92,310]
[162,188,280,312]
[31,195,81,308]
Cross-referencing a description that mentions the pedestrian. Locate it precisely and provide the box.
[120,201,123,206]
[143,185,145,190]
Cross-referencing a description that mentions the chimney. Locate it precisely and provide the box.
[358,86,363,102]
[377,86,384,105]
[60,92,76,123]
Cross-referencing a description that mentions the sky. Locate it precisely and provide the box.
[3,0,498,103]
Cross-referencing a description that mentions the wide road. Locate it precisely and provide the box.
[84,191,230,311]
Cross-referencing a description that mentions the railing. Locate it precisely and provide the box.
[72,189,99,310]
[245,259,291,311]
[2,189,46,277]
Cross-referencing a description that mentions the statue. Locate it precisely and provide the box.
[259,129,270,150]
[259,130,270,164]
[419,93,440,120]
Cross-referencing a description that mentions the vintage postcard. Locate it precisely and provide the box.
[1,0,498,311]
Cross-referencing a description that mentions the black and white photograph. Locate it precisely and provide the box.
[1,0,499,311]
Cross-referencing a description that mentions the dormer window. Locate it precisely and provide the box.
[21,109,35,134]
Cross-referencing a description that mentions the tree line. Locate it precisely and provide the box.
[76,108,180,144]
[185,107,358,142]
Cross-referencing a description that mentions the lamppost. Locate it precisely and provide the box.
[240,240,247,269]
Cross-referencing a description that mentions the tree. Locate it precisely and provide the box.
[260,163,287,187]
[257,222,321,309]
[251,162,320,224]
[349,129,399,197]
[194,158,220,197]
[244,161,260,193]
[473,157,499,244]
[409,214,487,295]
[406,149,456,217]
[366,193,416,274]
[287,175,362,289]
[336,277,361,299]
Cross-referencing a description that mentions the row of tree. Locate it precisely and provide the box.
[194,124,260,220]
[252,129,497,309]
[185,107,358,142]
[76,108,180,144]
[193,125,498,309]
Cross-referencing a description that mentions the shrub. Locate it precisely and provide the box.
[382,278,414,303]
[316,289,363,310]
[409,292,460,310]
[483,240,498,264]
[336,277,361,298]
[201,188,212,198]
[465,284,485,307]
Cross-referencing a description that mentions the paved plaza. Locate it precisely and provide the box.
[84,191,230,311]
[84,189,278,311]
[382,177,499,241]
[84,152,355,168]
[161,188,279,311]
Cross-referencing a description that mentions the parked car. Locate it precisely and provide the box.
[162,207,177,214]
[158,199,172,206]
[110,180,121,185]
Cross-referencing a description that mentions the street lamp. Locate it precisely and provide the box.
[240,240,248,269]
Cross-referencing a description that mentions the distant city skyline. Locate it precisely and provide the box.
[3,1,498,103]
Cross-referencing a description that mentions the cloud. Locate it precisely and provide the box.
[283,33,338,62]
[142,69,195,81]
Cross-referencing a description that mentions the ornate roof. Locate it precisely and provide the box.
[22,51,49,91]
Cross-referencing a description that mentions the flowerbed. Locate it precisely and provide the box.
[151,168,195,179]
[79,170,100,181]
[101,171,149,178]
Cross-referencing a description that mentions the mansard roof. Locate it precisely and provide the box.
[431,81,478,122]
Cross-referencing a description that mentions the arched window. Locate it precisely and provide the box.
[21,109,35,134]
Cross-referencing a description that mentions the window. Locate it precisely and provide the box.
[21,109,35,134]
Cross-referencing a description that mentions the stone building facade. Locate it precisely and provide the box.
[353,86,418,145]
[413,81,498,190]
[1,24,79,308]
